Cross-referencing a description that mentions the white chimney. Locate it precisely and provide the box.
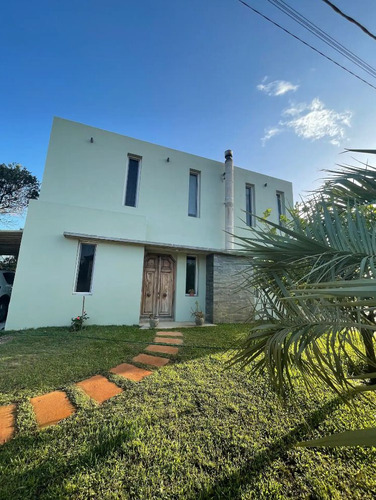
[224,149,234,250]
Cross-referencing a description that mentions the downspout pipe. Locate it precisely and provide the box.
[224,149,234,250]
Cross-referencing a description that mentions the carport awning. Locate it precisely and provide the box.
[0,230,23,255]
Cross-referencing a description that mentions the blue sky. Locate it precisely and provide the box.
[2,0,376,227]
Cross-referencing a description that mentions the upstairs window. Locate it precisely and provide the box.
[188,170,200,217]
[245,184,255,227]
[125,156,141,207]
[185,256,197,295]
[75,243,96,293]
[276,191,285,224]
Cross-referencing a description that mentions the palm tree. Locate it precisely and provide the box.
[233,157,376,446]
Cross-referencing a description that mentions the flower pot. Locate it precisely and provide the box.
[195,316,204,326]
[149,317,159,328]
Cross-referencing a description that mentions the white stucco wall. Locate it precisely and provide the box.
[39,117,292,245]
[6,117,293,329]
[234,167,293,241]
[6,201,146,329]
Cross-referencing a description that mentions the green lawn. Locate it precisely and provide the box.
[1,324,376,499]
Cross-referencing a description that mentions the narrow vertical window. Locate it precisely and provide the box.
[246,184,255,227]
[188,170,200,217]
[185,256,197,294]
[276,191,285,223]
[125,156,141,207]
[75,243,96,293]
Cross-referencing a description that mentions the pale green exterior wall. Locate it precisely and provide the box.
[39,117,226,249]
[6,117,293,330]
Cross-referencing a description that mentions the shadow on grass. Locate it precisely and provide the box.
[0,421,138,499]
[23,332,237,365]
[197,395,346,499]
[0,394,345,499]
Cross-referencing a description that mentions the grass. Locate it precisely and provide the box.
[1,324,376,499]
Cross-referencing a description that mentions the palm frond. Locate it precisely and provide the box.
[299,428,376,447]
[321,162,376,205]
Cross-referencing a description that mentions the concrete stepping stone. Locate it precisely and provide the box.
[156,331,183,337]
[110,363,152,382]
[76,375,123,404]
[30,391,75,429]
[154,336,183,345]
[133,353,170,367]
[0,404,16,444]
[146,344,179,355]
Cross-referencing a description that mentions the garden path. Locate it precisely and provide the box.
[0,331,183,445]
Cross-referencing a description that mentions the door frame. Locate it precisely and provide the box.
[140,252,176,320]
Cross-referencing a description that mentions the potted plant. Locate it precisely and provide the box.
[188,289,195,297]
[191,301,204,326]
[70,311,89,332]
[149,315,159,328]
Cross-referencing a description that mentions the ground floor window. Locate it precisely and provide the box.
[75,243,96,293]
[185,256,197,295]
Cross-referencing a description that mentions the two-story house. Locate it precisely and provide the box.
[5,117,293,330]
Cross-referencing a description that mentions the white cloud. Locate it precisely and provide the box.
[281,102,307,117]
[281,98,352,143]
[261,97,352,147]
[261,127,283,146]
[257,78,299,96]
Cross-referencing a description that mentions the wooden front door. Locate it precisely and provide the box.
[141,254,175,318]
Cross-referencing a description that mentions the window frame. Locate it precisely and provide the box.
[276,191,285,224]
[185,255,198,296]
[123,154,142,208]
[245,183,255,227]
[188,169,200,218]
[73,241,97,295]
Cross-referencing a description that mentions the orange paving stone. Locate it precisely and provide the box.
[30,391,75,429]
[76,375,123,404]
[156,331,183,337]
[110,363,152,382]
[154,337,183,345]
[0,404,16,444]
[133,353,170,367]
[146,344,179,355]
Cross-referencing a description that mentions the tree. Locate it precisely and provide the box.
[0,163,39,217]
[0,256,17,271]
[233,159,376,446]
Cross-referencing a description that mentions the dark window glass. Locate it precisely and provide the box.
[76,243,96,293]
[188,171,199,217]
[185,256,196,294]
[276,191,284,223]
[125,158,140,207]
[246,184,254,227]
[3,272,14,285]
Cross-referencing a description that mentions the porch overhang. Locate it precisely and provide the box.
[0,230,23,255]
[63,231,238,256]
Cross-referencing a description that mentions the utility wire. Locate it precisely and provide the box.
[237,0,376,92]
[266,0,376,80]
[322,0,376,42]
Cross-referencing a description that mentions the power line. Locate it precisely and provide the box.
[266,0,376,80]
[237,0,376,92]
[322,0,376,42]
